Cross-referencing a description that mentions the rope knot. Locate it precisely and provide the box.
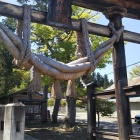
[108,22,124,42]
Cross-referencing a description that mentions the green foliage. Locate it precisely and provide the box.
[103,74,110,89]
[0,41,14,94]
[60,99,66,107]
[90,35,112,68]
[41,76,53,92]
[72,5,99,22]
[48,98,55,106]
[96,72,104,87]
[96,98,114,117]
[0,18,30,95]
[76,100,82,107]
[48,98,66,107]
[2,18,17,32]
[31,23,76,63]
[76,93,114,117]
[80,72,113,89]
[8,69,30,92]
[109,79,114,87]
[76,72,114,118]
[17,0,47,11]
[129,65,140,78]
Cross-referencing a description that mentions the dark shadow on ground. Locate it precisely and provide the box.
[25,118,140,140]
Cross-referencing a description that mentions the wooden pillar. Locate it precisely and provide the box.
[47,0,73,26]
[41,86,48,123]
[52,99,61,123]
[104,7,132,140]
[87,84,96,140]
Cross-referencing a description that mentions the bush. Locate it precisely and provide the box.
[48,98,85,108]
[48,98,67,107]
[76,100,83,108]
[60,99,66,107]
[48,98,54,106]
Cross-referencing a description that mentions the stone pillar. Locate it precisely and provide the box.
[0,105,5,139]
[3,103,25,140]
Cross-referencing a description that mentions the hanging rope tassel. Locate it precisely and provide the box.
[80,18,95,73]
[76,18,95,73]
[66,80,77,98]
[51,80,63,99]
[16,20,23,38]
[28,66,41,92]
[75,31,87,58]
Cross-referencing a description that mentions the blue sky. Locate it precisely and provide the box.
[0,0,140,81]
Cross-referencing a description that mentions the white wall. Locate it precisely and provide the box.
[111,102,140,118]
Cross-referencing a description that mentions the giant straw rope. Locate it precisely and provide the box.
[0,5,124,94]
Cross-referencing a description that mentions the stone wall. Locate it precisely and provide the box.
[0,103,25,140]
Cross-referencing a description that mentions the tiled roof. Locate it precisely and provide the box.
[106,77,140,90]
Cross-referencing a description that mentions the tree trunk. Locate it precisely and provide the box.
[52,99,61,123]
[65,96,76,126]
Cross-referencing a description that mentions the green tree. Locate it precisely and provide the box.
[96,72,104,87]
[76,73,114,129]
[76,93,114,129]
[109,79,114,86]
[103,74,110,89]
[0,41,13,94]
[17,0,47,11]
[129,65,140,78]
[0,18,30,95]
[0,41,30,95]
[96,98,114,129]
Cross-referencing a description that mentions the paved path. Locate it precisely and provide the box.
[24,134,38,140]
[58,113,140,135]
[24,113,140,139]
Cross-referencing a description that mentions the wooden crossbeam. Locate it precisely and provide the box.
[95,89,115,99]
[19,99,46,103]
[73,0,140,20]
[0,1,140,44]
[95,84,140,99]
[124,85,140,96]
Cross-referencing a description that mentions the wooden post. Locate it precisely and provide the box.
[41,86,48,123]
[47,0,73,26]
[52,99,61,123]
[0,2,139,44]
[104,7,132,140]
[87,84,96,140]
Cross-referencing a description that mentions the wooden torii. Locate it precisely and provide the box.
[0,0,140,140]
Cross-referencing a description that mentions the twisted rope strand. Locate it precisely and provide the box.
[81,18,95,73]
